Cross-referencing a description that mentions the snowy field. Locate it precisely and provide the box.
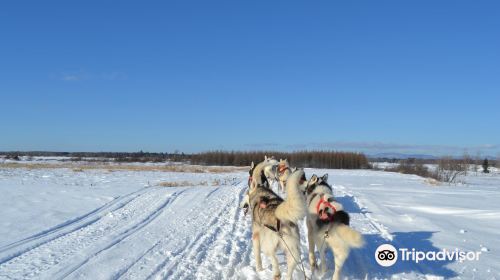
[0,160,498,279]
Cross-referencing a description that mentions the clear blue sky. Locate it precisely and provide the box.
[1,1,499,156]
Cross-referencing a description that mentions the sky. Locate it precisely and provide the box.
[1,0,499,156]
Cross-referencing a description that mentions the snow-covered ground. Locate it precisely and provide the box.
[0,162,498,279]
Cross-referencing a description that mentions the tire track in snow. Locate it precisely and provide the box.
[55,189,187,279]
[114,183,251,280]
[0,187,179,280]
[0,187,149,264]
[183,186,252,279]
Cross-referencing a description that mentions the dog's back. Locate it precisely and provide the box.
[249,185,283,227]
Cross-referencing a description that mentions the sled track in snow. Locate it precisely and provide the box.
[0,181,253,280]
[118,183,253,280]
[0,187,183,279]
[0,187,149,263]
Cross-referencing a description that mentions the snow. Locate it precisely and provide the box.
[0,162,499,279]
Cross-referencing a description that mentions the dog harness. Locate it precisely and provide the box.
[316,194,337,222]
[278,164,289,175]
[264,219,281,233]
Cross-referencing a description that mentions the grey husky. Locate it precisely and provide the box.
[305,174,364,280]
[241,163,307,279]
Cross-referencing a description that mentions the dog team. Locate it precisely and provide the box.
[240,156,364,280]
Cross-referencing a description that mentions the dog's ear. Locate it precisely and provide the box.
[306,174,318,194]
[291,167,297,172]
[322,174,328,182]
[309,174,318,185]
[250,161,255,169]
[264,155,268,161]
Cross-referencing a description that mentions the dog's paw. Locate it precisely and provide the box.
[309,261,317,269]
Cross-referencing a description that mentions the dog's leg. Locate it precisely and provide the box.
[330,239,349,280]
[306,219,317,269]
[283,237,299,280]
[252,231,263,271]
[319,244,327,274]
[285,250,299,280]
[270,253,281,280]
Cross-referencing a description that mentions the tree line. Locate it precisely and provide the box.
[1,150,370,169]
[190,150,370,169]
[0,151,187,163]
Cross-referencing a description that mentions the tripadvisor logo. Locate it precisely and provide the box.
[375,244,482,267]
[375,244,398,267]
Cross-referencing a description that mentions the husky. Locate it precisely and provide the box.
[263,155,279,188]
[305,174,364,280]
[241,168,308,280]
[245,156,279,189]
[240,159,272,210]
[248,159,273,188]
[275,159,292,192]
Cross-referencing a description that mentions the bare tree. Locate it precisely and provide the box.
[474,151,482,174]
[435,156,467,183]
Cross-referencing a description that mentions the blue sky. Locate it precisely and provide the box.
[1,1,499,155]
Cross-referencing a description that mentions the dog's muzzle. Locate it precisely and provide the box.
[242,203,249,216]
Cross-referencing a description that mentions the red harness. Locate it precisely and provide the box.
[278,164,288,174]
[315,194,337,221]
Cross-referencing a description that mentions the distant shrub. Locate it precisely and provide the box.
[435,157,468,183]
[482,158,490,173]
[5,154,20,160]
[386,156,471,184]
[386,160,437,180]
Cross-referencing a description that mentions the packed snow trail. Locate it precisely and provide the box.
[0,181,453,279]
[0,170,496,279]
[0,182,255,280]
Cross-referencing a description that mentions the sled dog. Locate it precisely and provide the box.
[263,155,279,187]
[248,157,278,188]
[240,159,272,210]
[305,174,364,280]
[242,169,308,279]
[275,158,292,192]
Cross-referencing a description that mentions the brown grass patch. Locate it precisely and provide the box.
[157,180,210,187]
[157,181,192,187]
[424,178,441,186]
[0,162,246,173]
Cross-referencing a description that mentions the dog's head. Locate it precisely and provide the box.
[274,159,292,186]
[249,161,256,177]
[264,155,278,165]
[284,168,308,192]
[306,173,331,195]
[247,161,257,188]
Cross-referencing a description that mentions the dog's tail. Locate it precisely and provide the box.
[332,224,365,248]
[275,170,307,223]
